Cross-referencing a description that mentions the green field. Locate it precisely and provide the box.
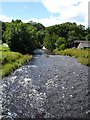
[0,44,32,78]
[53,48,90,66]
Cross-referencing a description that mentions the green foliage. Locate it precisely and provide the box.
[3,20,45,54]
[0,51,32,78]
[2,20,90,54]
[53,48,90,66]
[44,34,67,51]
[36,30,45,47]
[27,21,45,31]
[67,30,78,46]
[3,21,37,54]
[59,44,66,50]
[27,21,45,48]
[45,22,87,49]
[55,37,66,50]
[1,20,90,77]
[77,57,89,66]
[1,51,22,65]
[0,44,10,51]
[43,33,58,51]
[43,33,51,50]
[0,43,32,77]
[1,63,15,77]
[86,34,90,41]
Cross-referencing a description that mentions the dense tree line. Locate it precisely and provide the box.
[1,20,90,54]
[44,22,90,51]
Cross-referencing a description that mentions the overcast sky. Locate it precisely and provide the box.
[0,0,89,27]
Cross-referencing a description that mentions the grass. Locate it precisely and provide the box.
[53,48,90,66]
[0,44,32,78]
[0,44,10,51]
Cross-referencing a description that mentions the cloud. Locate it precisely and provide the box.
[0,14,88,27]
[42,0,88,14]
[0,15,12,22]
[22,0,89,27]
[23,17,61,26]
[23,17,88,27]
[1,0,42,2]
[0,0,89,27]
[42,0,89,27]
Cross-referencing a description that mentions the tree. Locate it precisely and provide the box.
[3,20,37,54]
[1,21,6,43]
[2,20,89,53]
[27,21,45,31]
[43,33,58,51]
[36,30,45,47]
[86,34,90,41]
[55,37,66,50]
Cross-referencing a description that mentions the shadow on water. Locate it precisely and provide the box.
[33,49,50,58]
[34,49,49,55]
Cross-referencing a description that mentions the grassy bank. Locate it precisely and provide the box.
[53,48,90,66]
[0,44,32,78]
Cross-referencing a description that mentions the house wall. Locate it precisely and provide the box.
[77,42,90,49]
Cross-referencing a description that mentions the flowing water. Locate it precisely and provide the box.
[1,49,90,119]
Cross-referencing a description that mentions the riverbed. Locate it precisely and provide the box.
[1,49,90,119]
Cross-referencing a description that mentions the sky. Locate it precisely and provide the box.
[0,0,89,27]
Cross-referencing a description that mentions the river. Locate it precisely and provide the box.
[1,49,90,119]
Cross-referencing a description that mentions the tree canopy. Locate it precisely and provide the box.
[2,20,89,53]
[2,20,45,54]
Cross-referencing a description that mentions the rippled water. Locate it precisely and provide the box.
[1,49,90,119]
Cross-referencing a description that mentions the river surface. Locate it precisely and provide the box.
[1,49,90,119]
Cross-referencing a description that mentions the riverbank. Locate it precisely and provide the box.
[0,44,32,78]
[53,48,90,66]
[0,51,32,78]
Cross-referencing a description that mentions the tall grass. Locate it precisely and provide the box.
[1,51,22,65]
[1,54,32,77]
[53,48,90,66]
[0,44,32,78]
[0,52,32,78]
